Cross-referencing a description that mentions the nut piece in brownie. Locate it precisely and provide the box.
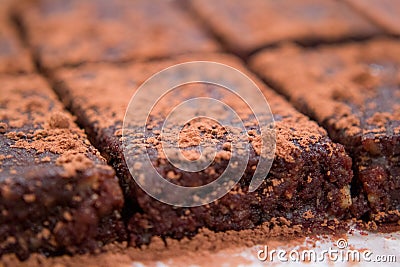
[187,0,380,56]
[0,74,125,260]
[250,38,400,225]
[0,3,33,74]
[51,54,353,245]
[15,0,219,70]
[345,0,400,36]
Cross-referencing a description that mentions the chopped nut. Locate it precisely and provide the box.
[63,211,73,221]
[49,112,70,129]
[23,194,36,203]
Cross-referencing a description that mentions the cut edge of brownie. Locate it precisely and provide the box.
[0,74,126,260]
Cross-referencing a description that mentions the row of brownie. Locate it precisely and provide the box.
[13,0,400,69]
[0,15,354,260]
[0,26,357,259]
[45,38,400,246]
[0,54,357,260]
[2,44,398,259]
[186,0,400,225]
[1,0,399,260]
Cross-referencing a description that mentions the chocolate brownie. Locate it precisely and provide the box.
[0,74,125,260]
[0,3,33,74]
[50,54,353,245]
[345,0,400,35]
[187,0,380,56]
[250,38,400,224]
[15,0,219,70]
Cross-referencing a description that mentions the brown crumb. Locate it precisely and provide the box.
[166,170,181,180]
[63,211,73,221]
[49,112,70,129]
[23,194,36,203]
[0,122,8,133]
[41,156,51,162]
[303,210,315,219]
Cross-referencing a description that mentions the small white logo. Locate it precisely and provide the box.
[336,238,348,249]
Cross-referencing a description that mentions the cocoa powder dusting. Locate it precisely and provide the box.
[53,53,332,164]
[0,74,124,262]
[250,38,400,138]
[0,74,104,177]
[0,220,313,267]
[250,38,400,226]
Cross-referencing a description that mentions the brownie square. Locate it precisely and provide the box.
[51,54,353,245]
[345,0,400,35]
[15,0,219,70]
[250,38,400,224]
[188,0,380,56]
[0,74,125,260]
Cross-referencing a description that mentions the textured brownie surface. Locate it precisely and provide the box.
[15,0,219,69]
[51,54,353,245]
[188,0,380,56]
[250,38,400,224]
[345,0,400,35]
[0,3,33,74]
[0,74,125,260]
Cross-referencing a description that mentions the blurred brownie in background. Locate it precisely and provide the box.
[188,0,380,56]
[0,74,125,260]
[0,2,33,74]
[345,0,400,36]
[15,0,219,70]
[250,38,400,225]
